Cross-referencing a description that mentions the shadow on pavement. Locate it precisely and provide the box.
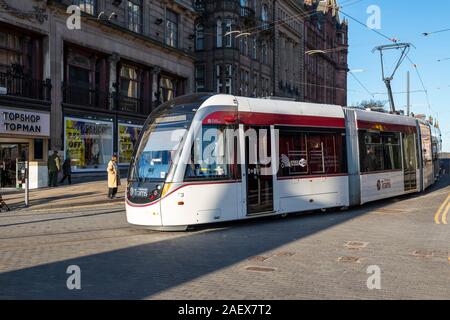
[0,174,448,300]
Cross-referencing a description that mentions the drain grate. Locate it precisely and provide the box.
[274,251,296,257]
[337,256,361,264]
[248,256,269,262]
[411,250,433,258]
[344,241,369,250]
[374,208,408,215]
[245,266,277,272]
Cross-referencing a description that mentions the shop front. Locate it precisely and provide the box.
[0,107,50,189]
[64,115,143,173]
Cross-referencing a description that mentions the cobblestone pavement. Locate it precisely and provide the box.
[0,175,449,300]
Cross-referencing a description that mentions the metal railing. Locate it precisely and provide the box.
[62,83,109,109]
[0,72,51,101]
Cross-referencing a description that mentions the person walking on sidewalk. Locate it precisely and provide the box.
[107,154,120,199]
[48,150,61,188]
[60,155,72,185]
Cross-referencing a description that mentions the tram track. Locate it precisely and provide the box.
[0,226,157,250]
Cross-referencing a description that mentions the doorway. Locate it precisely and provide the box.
[403,133,417,192]
[0,143,29,188]
[245,126,274,215]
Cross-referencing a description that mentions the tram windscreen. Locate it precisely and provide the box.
[129,95,210,183]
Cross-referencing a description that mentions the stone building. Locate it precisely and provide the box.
[0,0,197,188]
[303,0,348,106]
[193,0,305,100]
[193,0,347,105]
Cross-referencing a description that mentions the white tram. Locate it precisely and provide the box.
[126,94,442,230]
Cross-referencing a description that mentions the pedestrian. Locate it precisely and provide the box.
[47,150,61,188]
[59,155,72,185]
[107,154,120,199]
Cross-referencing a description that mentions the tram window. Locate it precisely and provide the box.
[359,131,402,173]
[185,125,236,180]
[279,131,308,176]
[278,129,346,177]
[308,135,325,174]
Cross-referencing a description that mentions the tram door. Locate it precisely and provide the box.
[245,126,274,215]
[403,133,417,192]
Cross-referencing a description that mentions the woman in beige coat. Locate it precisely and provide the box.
[107,154,120,199]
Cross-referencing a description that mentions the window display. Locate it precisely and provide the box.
[118,123,142,165]
[65,118,113,171]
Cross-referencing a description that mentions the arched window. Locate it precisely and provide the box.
[216,19,223,48]
[195,23,204,51]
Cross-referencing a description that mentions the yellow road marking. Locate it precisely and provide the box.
[442,201,450,225]
[434,194,450,225]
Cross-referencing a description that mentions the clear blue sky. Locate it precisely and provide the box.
[342,0,450,151]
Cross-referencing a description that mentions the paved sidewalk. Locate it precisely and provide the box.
[0,179,126,211]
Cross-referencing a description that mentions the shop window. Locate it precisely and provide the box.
[185,125,236,181]
[359,131,402,173]
[64,117,113,171]
[118,123,142,165]
[33,139,44,161]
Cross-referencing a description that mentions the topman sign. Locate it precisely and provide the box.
[0,108,50,137]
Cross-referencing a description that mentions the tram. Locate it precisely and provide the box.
[126,94,442,230]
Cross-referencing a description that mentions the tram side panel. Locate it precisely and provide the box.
[160,182,241,227]
[276,176,349,213]
[353,110,419,205]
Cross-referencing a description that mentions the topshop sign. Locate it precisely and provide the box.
[0,108,50,137]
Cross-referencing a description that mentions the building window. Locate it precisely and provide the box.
[224,19,232,47]
[261,5,269,29]
[64,117,113,172]
[216,19,223,48]
[359,131,402,173]
[74,0,96,15]
[216,64,223,93]
[195,23,205,51]
[252,38,257,59]
[195,65,205,92]
[261,42,268,64]
[120,65,140,100]
[119,64,142,112]
[242,37,248,56]
[225,64,232,94]
[127,0,142,33]
[160,76,176,103]
[166,10,178,48]
[0,31,24,74]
